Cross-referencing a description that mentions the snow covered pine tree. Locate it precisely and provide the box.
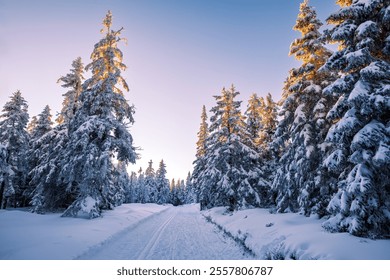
[56,57,84,125]
[321,0,390,237]
[27,105,54,211]
[0,91,30,208]
[155,160,171,204]
[61,11,137,218]
[192,105,209,208]
[272,0,334,215]
[29,58,85,213]
[244,93,276,205]
[199,85,262,210]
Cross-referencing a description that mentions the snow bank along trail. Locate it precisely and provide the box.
[77,204,253,259]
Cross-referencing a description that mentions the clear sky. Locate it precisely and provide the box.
[0,0,338,180]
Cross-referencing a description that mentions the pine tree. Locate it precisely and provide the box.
[155,159,170,204]
[321,0,390,237]
[272,0,334,215]
[199,85,262,210]
[57,57,84,125]
[170,178,179,206]
[112,161,129,206]
[245,93,263,149]
[61,11,137,218]
[178,179,186,205]
[0,145,12,209]
[27,116,38,134]
[29,106,53,140]
[29,127,70,213]
[185,171,196,204]
[27,105,53,208]
[0,90,30,208]
[258,93,278,158]
[137,167,148,203]
[30,57,85,213]
[144,160,158,203]
[125,171,138,203]
[192,105,209,207]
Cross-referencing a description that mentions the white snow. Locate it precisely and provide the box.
[1,204,389,260]
[357,0,372,6]
[293,104,306,125]
[203,207,390,260]
[78,204,252,260]
[0,203,170,259]
[348,80,369,103]
[356,21,376,38]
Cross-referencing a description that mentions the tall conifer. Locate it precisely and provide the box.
[321,0,390,237]
[62,11,137,218]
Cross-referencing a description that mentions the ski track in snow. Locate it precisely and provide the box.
[76,204,254,260]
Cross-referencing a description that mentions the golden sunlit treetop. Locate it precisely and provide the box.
[336,0,353,7]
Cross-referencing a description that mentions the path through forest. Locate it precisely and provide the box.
[76,204,253,260]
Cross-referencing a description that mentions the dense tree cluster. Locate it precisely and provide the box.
[0,11,138,218]
[126,160,194,206]
[192,0,389,238]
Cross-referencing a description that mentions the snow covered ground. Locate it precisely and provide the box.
[78,204,251,259]
[1,203,389,260]
[203,207,390,260]
[0,203,170,259]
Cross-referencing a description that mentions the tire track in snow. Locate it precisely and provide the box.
[74,206,172,260]
[136,211,176,259]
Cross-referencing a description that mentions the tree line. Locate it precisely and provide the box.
[192,0,389,238]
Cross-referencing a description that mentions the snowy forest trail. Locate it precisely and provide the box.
[76,204,254,260]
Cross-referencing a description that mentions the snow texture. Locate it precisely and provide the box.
[203,206,390,260]
[1,204,388,260]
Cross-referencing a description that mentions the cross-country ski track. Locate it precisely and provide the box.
[76,204,253,260]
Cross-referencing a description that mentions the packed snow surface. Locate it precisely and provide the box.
[0,204,170,259]
[0,204,389,260]
[78,204,251,260]
[203,207,390,260]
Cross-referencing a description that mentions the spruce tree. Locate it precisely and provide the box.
[29,127,70,213]
[199,85,262,210]
[61,11,137,218]
[136,167,148,203]
[272,0,334,215]
[30,58,85,213]
[185,171,196,204]
[192,105,209,207]
[27,116,38,134]
[144,160,158,203]
[0,145,12,209]
[321,0,390,237]
[56,57,84,125]
[245,93,263,149]
[0,90,30,208]
[27,105,53,209]
[29,106,53,139]
[178,179,186,205]
[155,159,170,204]
[258,93,278,158]
[170,178,179,206]
[114,161,129,206]
[125,171,138,203]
